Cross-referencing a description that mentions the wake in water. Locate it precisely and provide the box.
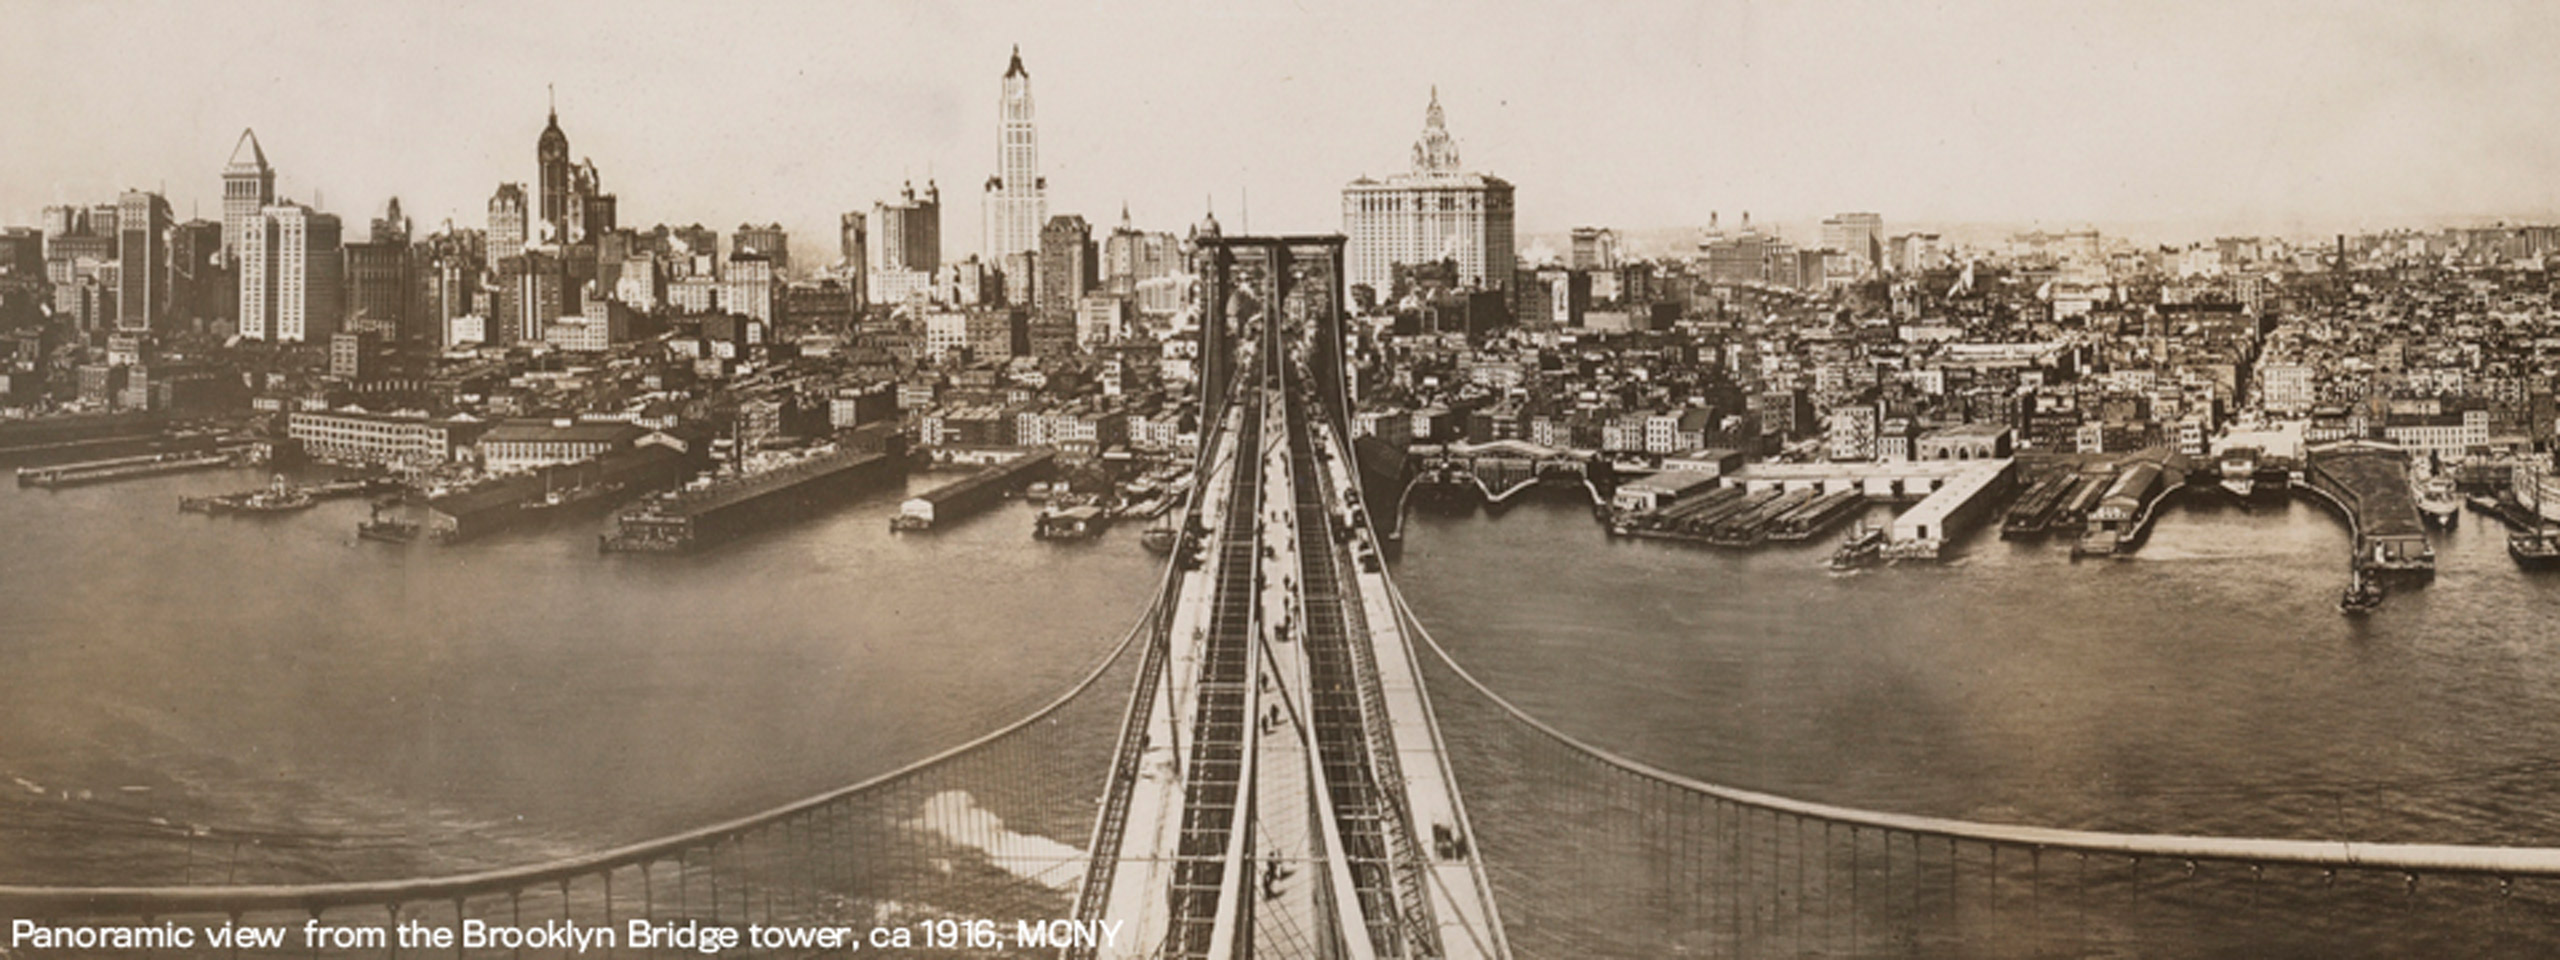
[905,789,1086,892]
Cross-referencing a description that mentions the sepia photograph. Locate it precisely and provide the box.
[6,1,2560,956]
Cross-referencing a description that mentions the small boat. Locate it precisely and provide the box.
[1141,526,1180,555]
[2339,570,2384,615]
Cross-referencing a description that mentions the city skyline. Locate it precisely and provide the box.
[8,0,2560,263]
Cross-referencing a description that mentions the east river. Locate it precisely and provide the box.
[9,464,2560,899]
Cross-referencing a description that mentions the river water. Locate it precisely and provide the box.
[0,462,1160,883]
[9,467,2560,921]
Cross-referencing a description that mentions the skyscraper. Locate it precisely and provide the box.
[982,47,1047,263]
[342,238,410,339]
[537,100,571,245]
[1038,214,1093,328]
[489,184,528,262]
[1342,89,1516,304]
[1822,212,1885,276]
[238,202,343,343]
[869,181,941,304]
[838,211,868,306]
[116,190,171,332]
[221,128,274,264]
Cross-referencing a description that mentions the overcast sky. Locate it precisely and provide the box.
[7,0,2559,260]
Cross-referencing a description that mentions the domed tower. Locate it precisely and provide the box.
[537,88,571,244]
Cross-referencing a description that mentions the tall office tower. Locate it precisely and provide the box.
[733,223,790,277]
[496,250,562,345]
[1341,88,1516,303]
[1822,212,1885,274]
[342,239,410,339]
[537,100,571,244]
[1103,205,1140,296]
[221,129,274,264]
[839,211,868,305]
[115,190,171,332]
[981,47,1047,263]
[372,197,411,245]
[1037,214,1093,327]
[168,218,229,322]
[871,181,942,273]
[238,202,343,343]
[489,184,528,262]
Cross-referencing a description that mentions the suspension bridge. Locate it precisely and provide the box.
[10,235,2560,957]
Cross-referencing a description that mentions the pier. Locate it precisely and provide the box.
[430,445,694,543]
[15,446,250,489]
[891,446,1058,531]
[603,445,899,553]
[2301,440,2434,576]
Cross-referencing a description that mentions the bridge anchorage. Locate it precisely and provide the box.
[12,237,2560,957]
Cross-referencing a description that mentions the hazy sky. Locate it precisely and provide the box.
[7,0,2560,261]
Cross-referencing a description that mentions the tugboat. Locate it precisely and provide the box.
[2339,567,2385,615]
[229,475,317,514]
[1828,521,1887,570]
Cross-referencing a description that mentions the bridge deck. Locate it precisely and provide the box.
[1081,344,1505,958]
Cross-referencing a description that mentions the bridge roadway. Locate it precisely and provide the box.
[1075,346,1507,959]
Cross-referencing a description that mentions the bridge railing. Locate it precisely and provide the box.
[1388,579,2560,959]
[0,603,1156,957]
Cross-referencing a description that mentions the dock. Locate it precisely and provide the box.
[2069,461,2172,558]
[16,446,249,489]
[0,413,170,461]
[1768,488,1866,541]
[1884,459,2017,559]
[891,447,1058,532]
[431,445,694,543]
[2302,441,2434,576]
[2000,471,2078,539]
[602,445,898,553]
